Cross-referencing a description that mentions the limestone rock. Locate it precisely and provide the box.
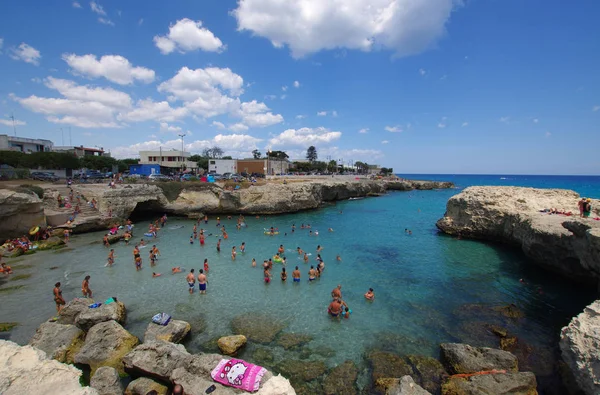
[276,333,313,350]
[35,236,66,250]
[124,377,168,395]
[122,340,192,381]
[255,374,297,395]
[231,312,286,343]
[0,189,45,240]
[406,354,447,394]
[144,319,191,343]
[29,321,85,363]
[388,376,432,395]
[560,299,600,395]
[74,320,139,375]
[90,366,123,395]
[275,359,327,384]
[0,339,98,395]
[75,301,126,331]
[440,343,518,375]
[367,351,414,383]
[170,353,241,395]
[436,186,600,284]
[218,334,247,355]
[441,371,537,395]
[57,298,90,325]
[323,360,358,395]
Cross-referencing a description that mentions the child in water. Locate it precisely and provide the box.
[189,235,194,244]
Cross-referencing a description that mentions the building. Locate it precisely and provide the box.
[0,134,53,153]
[53,145,107,158]
[129,164,160,176]
[139,150,198,172]
[367,164,382,174]
[237,158,290,175]
[208,159,237,174]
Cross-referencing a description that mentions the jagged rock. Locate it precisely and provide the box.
[406,354,447,394]
[75,301,126,331]
[367,351,413,383]
[29,321,85,363]
[231,313,286,343]
[57,298,90,325]
[436,186,600,284]
[323,360,358,395]
[74,320,139,375]
[441,371,537,395]
[276,333,313,350]
[386,376,432,395]
[35,236,66,250]
[256,374,297,395]
[0,339,98,394]
[440,343,518,375]
[217,334,247,355]
[124,377,168,395]
[123,340,192,381]
[560,299,600,395]
[144,319,191,343]
[275,359,327,384]
[0,189,45,240]
[90,366,123,395]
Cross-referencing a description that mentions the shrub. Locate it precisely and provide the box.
[15,184,44,198]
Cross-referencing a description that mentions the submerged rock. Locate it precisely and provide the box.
[276,359,327,384]
[252,346,275,366]
[0,322,18,332]
[406,354,447,394]
[90,366,123,395]
[122,340,192,381]
[322,360,358,395]
[367,351,414,383]
[29,321,85,363]
[440,343,518,375]
[75,300,126,331]
[0,339,98,394]
[231,312,286,343]
[124,377,168,395]
[143,319,190,343]
[276,333,313,350]
[494,304,525,319]
[560,299,600,395]
[217,334,247,355]
[441,371,537,395]
[74,320,139,375]
[35,236,66,251]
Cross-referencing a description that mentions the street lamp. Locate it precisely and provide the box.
[267,150,271,178]
[178,133,186,172]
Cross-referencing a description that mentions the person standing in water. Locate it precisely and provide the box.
[240,242,246,253]
[292,266,301,282]
[81,275,92,298]
[308,266,317,281]
[281,267,287,282]
[107,249,115,266]
[53,282,66,313]
[364,288,375,300]
[186,269,195,294]
[198,269,207,294]
[331,285,342,299]
[203,258,209,272]
[231,246,237,260]
[216,239,221,252]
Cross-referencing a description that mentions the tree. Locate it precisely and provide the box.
[202,146,224,159]
[222,156,233,160]
[267,150,288,160]
[380,167,394,175]
[252,149,261,159]
[355,161,369,174]
[306,146,317,162]
[327,160,337,173]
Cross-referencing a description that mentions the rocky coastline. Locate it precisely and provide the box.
[1,297,541,395]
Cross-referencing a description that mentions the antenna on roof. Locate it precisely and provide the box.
[10,113,16,136]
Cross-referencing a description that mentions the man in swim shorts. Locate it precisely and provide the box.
[198,269,207,294]
[308,266,316,281]
[328,298,343,318]
[292,266,301,282]
[331,285,342,299]
[186,269,195,294]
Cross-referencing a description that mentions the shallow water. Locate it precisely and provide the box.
[2,176,599,392]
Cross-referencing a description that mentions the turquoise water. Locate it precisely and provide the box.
[1,175,599,392]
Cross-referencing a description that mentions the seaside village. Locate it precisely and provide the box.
[0,131,599,395]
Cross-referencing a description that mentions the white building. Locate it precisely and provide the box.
[53,145,107,158]
[0,134,53,153]
[208,159,237,174]
[139,150,198,171]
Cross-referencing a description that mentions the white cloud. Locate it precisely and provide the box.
[62,53,155,85]
[233,0,457,58]
[358,128,369,134]
[138,18,144,26]
[296,115,306,119]
[229,123,249,132]
[533,118,539,123]
[118,99,188,123]
[90,1,106,15]
[10,43,41,65]
[545,131,551,138]
[44,77,132,109]
[293,80,300,88]
[282,86,288,92]
[72,1,82,8]
[0,119,26,126]
[265,94,277,100]
[317,111,327,116]
[419,68,427,76]
[31,77,41,83]
[212,121,226,130]
[331,110,338,117]
[98,17,114,26]
[381,140,389,144]
[269,127,342,147]
[280,94,286,100]
[154,18,225,54]
[592,105,600,112]
[236,100,284,127]
[385,125,402,133]
[437,123,446,128]
[499,116,510,123]
[461,122,469,127]
[159,122,182,133]
[158,66,244,102]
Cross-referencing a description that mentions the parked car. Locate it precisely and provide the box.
[148,174,170,182]
[211,174,224,181]
[31,171,59,182]
[180,174,195,181]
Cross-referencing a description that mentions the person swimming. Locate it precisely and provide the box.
[364,288,375,300]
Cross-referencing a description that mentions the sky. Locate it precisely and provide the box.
[0,0,599,175]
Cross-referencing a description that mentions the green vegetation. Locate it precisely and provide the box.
[156,181,217,202]
[10,273,32,281]
[14,184,44,198]
[0,322,19,332]
[0,284,26,294]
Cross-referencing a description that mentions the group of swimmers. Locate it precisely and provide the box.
[326,285,375,319]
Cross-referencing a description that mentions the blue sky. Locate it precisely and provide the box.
[0,0,599,174]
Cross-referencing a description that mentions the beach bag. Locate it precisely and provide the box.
[152,312,171,326]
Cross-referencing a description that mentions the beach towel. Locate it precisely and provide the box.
[211,358,266,392]
[152,312,171,326]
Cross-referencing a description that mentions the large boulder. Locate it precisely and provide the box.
[122,340,192,381]
[0,339,98,395]
[231,313,286,343]
[90,366,123,395]
[256,374,297,395]
[75,301,126,331]
[436,186,600,284]
[560,299,600,395]
[57,298,91,325]
[367,351,414,383]
[124,377,168,395]
[441,371,537,395]
[0,189,45,240]
[323,360,358,395]
[144,319,191,343]
[386,376,432,395]
[217,335,247,356]
[440,343,518,375]
[74,320,139,375]
[406,354,447,394]
[29,321,85,363]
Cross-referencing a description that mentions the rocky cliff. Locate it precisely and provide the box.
[0,189,46,240]
[436,186,600,284]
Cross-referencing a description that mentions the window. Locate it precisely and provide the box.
[210,160,216,165]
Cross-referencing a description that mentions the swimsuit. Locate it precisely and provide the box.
[293,278,300,282]
[188,282,195,288]
[199,283,207,291]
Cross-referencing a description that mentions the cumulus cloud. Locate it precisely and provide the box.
[159,122,182,133]
[293,80,300,88]
[10,43,41,65]
[44,77,132,109]
[359,128,369,134]
[154,18,225,54]
[296,115,306,119]
[233,0,458,58]
[269,127,342,147]
[381,140,389,144]
[212,121,226,129]
[118,99,188,123]
[158,66,244,101]
[62,53,155,85]
[73,1,82,8]
[545,131,551,138]
[0,119,26,126]
[385,125,402,133]
[317,111,327,116]
[90,1,106,15]
[229,123,249,132]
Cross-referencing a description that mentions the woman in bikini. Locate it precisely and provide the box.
[53,282,66,312]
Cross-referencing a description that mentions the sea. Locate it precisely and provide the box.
[1,174,599,393]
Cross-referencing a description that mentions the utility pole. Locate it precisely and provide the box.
[10,113,16,136]
[61,128,64,145]
[69,127,72,146]
[178,133,186,172]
